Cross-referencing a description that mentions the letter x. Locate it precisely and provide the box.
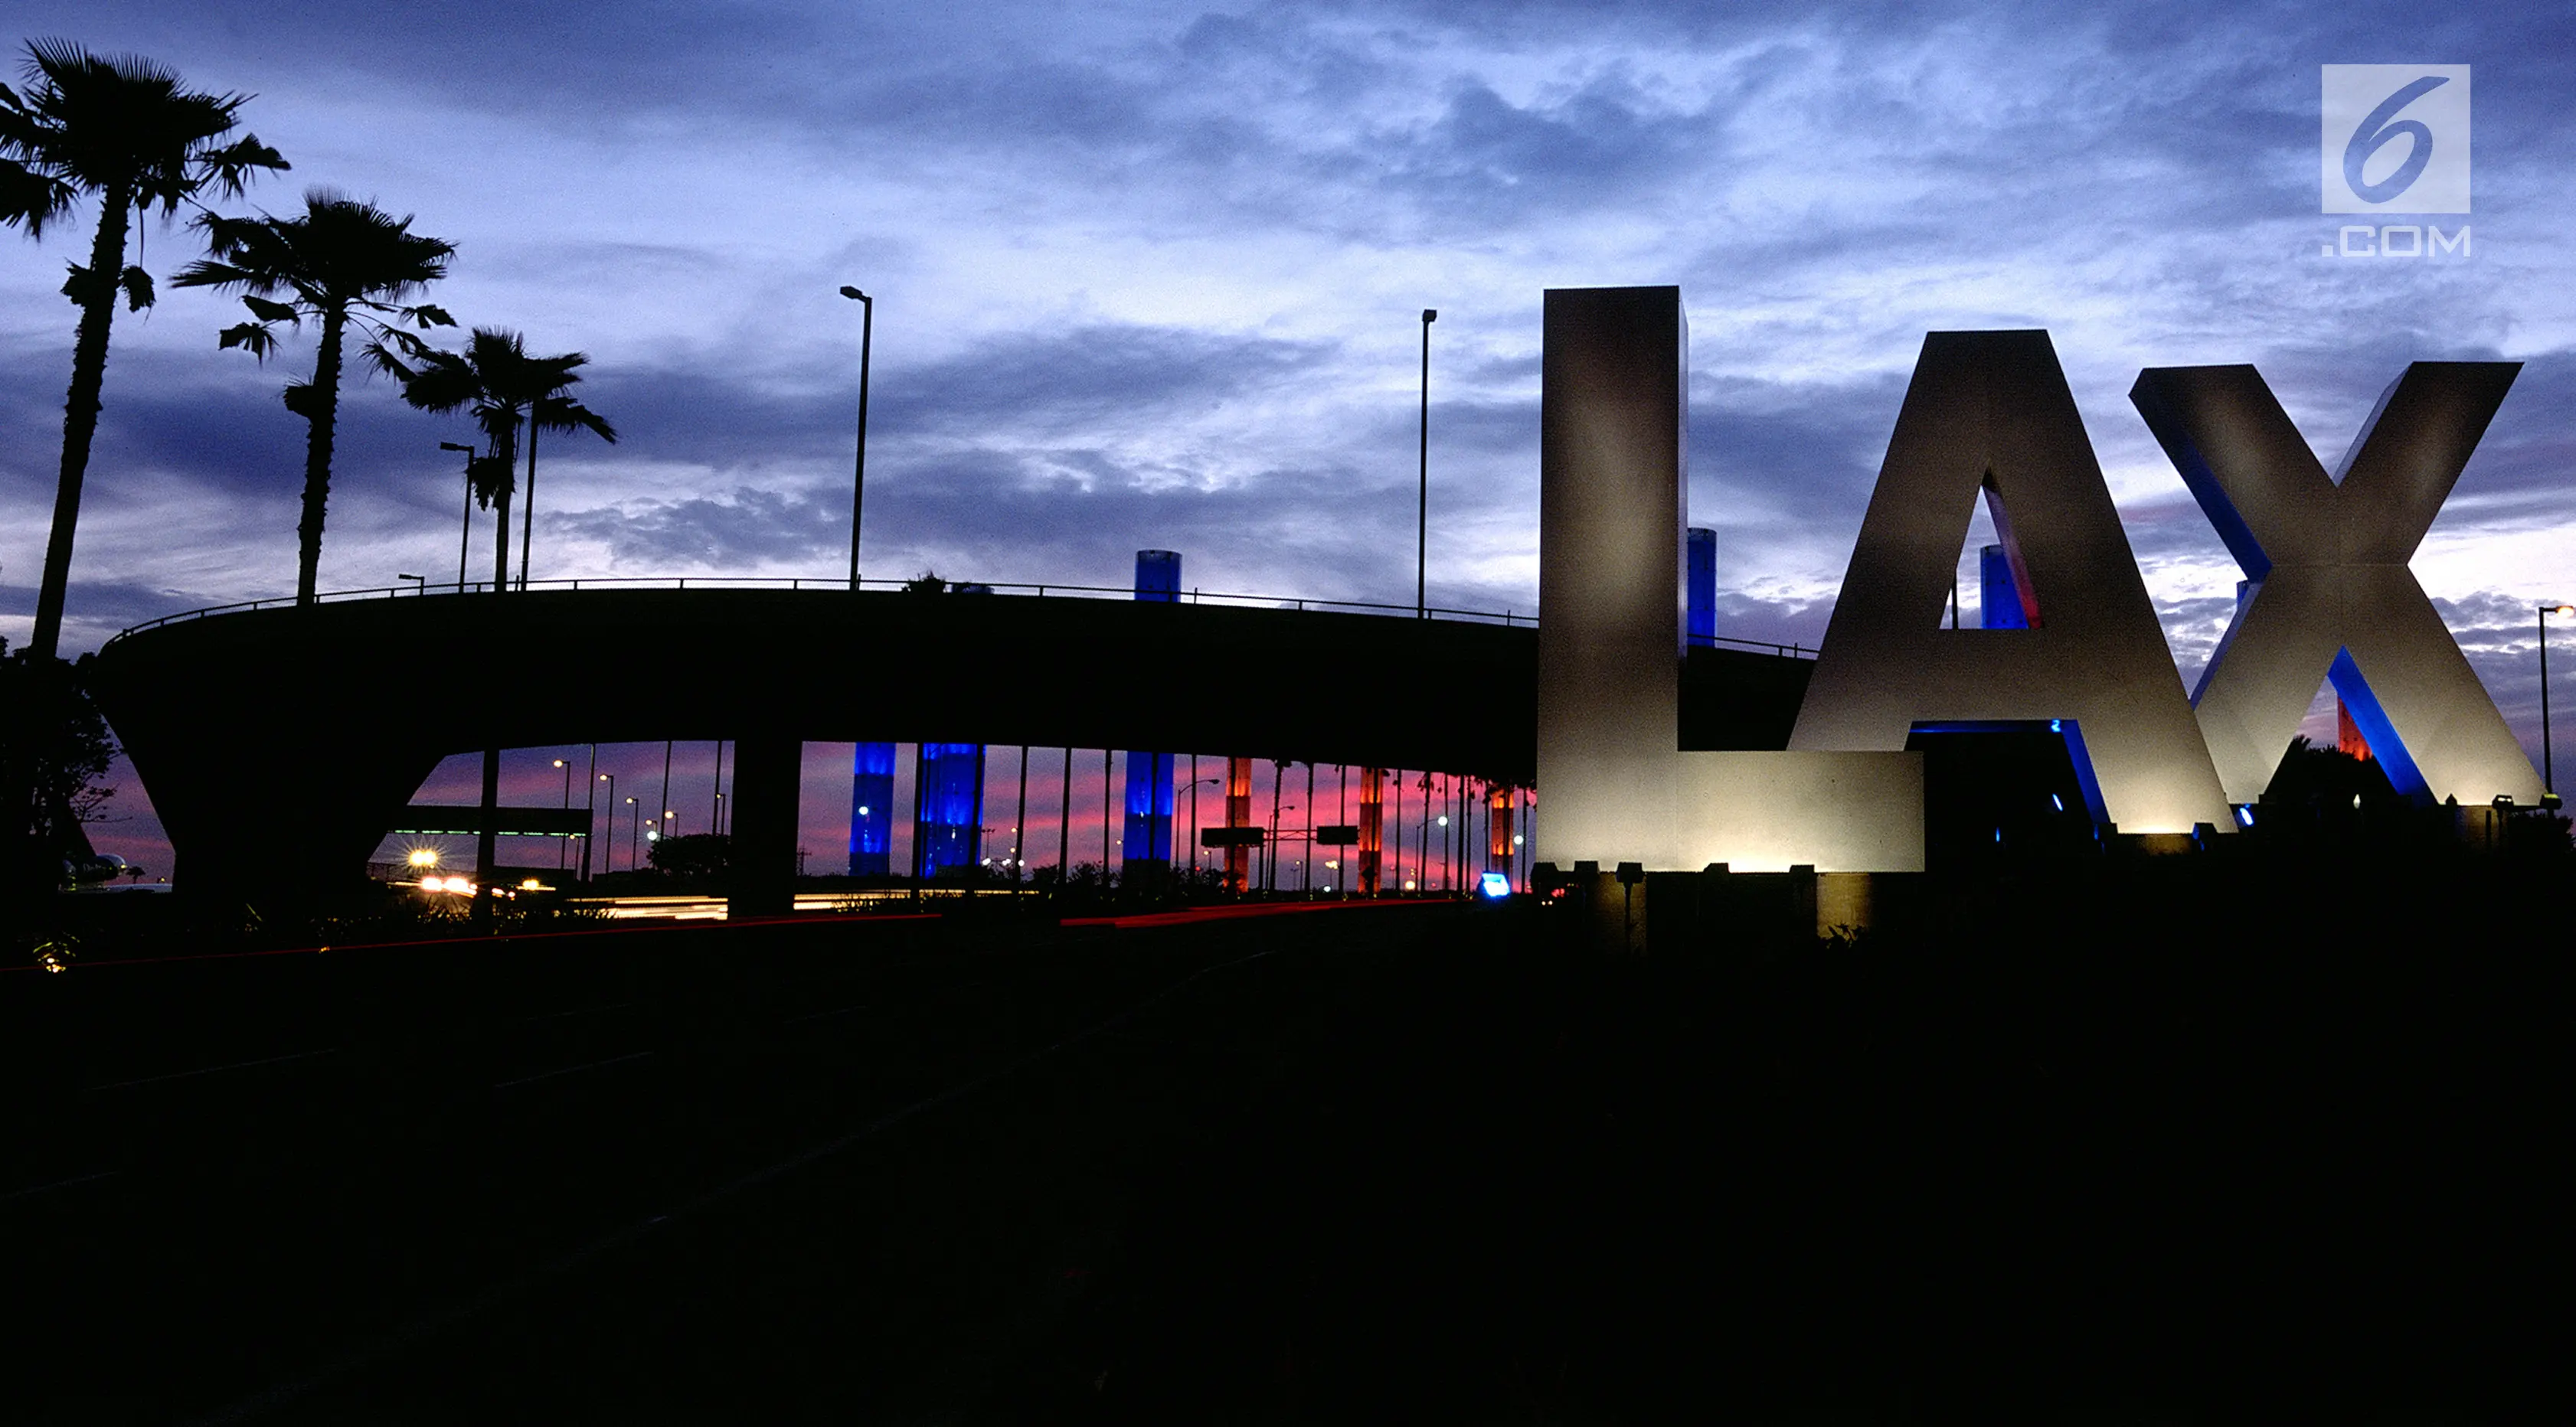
[2130,361,2533,805]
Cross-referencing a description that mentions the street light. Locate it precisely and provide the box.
[397,572,427,597]
[1267,801,1296,896]
[626,796,641,870]
[2542,603,2574,802]
[1179,774,1221,877]
[840,285,873,590]
[552,758,574,870]
[440,442,477,589]
[597,773,615,874]
[1417,307,1437,618]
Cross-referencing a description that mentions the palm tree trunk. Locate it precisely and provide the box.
[294,304,349,606]
[472,743,500,929]
[491,423,516,593]
[473,411,515,925]
[31,184,134,661]
[518,419,538,592]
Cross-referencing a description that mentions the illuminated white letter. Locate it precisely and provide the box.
[2130,361,2534,805]
[1790,331,2231,834]
[1536,287,1922,871]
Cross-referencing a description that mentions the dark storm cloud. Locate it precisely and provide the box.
[1381,77,1712,217]
[0,337,495,537]
[878,325,1335,436]
[0,579,228,630]
[548,486,844,571]
[525,322,1336,478]
[552,437,1428,602]
[1688,372,1907,517]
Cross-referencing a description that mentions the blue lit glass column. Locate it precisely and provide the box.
[914,742,986,878]
[1687,526,1716,648]
[1979,544,2029,629]
[1122,752,1173,865]
[1123,550,1181,874]
[848,741,895,875]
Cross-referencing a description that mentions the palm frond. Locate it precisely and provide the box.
[57,260,109,306]
[0,155,74,235]
[394,350,483,413]
[193,132,286,195]
[533,395,619,443]
[217,321,279,361]
[466,452,512,508]
[167,256,257,291]
[357,335,415,380]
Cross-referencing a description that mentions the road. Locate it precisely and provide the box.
[7,868,2568,1423]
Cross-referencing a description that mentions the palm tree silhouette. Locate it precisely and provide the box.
[391,328,614,591]
[387,326,614,924]
[173,190,456,604]
[516,389,617,589]
[0,40,286,658]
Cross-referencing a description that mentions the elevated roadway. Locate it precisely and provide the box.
[86,586,1809,907]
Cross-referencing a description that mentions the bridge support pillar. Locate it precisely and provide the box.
[729,736,803,917]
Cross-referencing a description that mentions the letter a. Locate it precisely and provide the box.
[1791,331,2231,834]
[2130,361,2533,805]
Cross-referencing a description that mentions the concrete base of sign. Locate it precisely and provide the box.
[1675,750,1925,873]
[1544,861,1925,956]
[1535,749,1924,874]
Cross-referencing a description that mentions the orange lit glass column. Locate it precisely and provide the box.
[1358,766,1384,895]
[1224,756,1253,893]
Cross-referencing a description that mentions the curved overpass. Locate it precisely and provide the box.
[86,587,1809,904]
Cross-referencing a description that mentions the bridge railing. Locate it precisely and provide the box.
[103,575,1813,658]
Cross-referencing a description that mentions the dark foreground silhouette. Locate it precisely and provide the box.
[5,862,2565,1424]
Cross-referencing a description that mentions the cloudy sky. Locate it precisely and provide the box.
[9,2,2573,875]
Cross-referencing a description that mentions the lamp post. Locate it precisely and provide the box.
[593,772,613,878]
[398,572,427,598]
[2542,603,2574,801]
[1417,308,1436,618]
[552,759,573,870]
[440,442,476,589]
[1058,745,1073,893]
[710,740,725,840]
[1180,774,1220,880]
[626,796,641,870]
[840,285,874,590]
[1013,745,1030,896]
[1268,800,1296,896]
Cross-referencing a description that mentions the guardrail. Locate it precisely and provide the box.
[103,575,1814,658]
